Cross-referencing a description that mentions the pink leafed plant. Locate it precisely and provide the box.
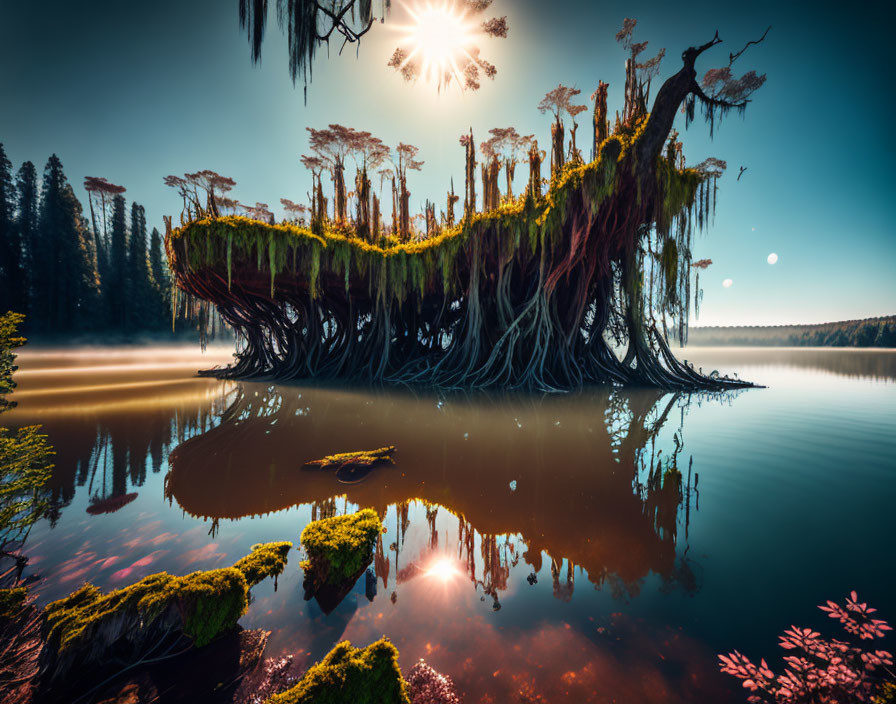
[719,592,894,703]
[407,660,462,704]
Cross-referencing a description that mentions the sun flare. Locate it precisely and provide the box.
[424,557,462,582]
[396,2,474,87]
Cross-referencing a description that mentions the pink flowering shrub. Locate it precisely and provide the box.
[407,660,462,704]
[719,592,894,703]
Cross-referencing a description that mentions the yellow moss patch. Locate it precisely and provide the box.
[303,446,395,471]
[266,638,409,704]
[43,568,249,650]
[300,508,384,585]
[232,541,293,587]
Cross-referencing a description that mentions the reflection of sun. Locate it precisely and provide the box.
[424,557,462,582]
[397,2,474,87]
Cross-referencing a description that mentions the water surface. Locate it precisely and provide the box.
[7,346,896,703]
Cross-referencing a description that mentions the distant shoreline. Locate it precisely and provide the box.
[682,316,895,348]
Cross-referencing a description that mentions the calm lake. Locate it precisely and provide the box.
[6,346,896,703]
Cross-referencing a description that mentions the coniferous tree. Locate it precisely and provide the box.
[15,162,38,313]
[0,144,26,314]
[148,226,171,328]
[105,194,128,330]
[126,202,152,330]
[34,155,98,331]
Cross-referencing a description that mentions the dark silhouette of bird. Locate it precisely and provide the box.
[737,166,748,181]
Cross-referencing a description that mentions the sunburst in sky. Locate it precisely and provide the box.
[392,2,476,88]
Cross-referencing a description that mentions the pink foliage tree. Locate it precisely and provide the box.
[719,592,894,703]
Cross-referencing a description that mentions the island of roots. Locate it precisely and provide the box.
[165,29,766,392]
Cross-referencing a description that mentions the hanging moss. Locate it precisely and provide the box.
[300,508,384,586]
[265,638,409,704]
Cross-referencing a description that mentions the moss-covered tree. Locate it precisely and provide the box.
[166,22,769,391]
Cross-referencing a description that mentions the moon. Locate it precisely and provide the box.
[767,252,778,265]
[722,278,733,288]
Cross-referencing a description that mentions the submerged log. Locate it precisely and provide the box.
[302,446,396,484]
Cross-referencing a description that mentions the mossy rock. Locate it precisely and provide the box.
[266,638,409,704]
[233,541,293,587]
[300,509,384,588]
[40,541,293,685]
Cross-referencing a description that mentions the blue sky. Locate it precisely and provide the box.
[1,0,893,325]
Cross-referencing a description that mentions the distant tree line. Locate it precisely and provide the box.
[685,316,896,348]
[0,143,172,335]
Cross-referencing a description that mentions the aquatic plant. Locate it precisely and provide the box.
[166,22,769,391]
[266,637,409,704]
[300,508,383,586]
[233,541,293,587]
[719,592,894,703]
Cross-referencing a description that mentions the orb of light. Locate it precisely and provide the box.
[767,252,778,265]
[424,557,461,582]
[400,3,473,86]
[722,278,733,288]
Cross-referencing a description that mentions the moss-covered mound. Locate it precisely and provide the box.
[300,508,383,587]
[44,568,248,653]
[40,541,293,685]
[266,638,409,704]
[233,541,293,587]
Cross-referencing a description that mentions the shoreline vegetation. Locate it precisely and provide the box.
[684,315,896,348]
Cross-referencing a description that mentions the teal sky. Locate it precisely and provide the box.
[1,0,893,326]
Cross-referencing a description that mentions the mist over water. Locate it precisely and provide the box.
[7,346,896,703]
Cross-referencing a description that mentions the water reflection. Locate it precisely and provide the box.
[7,347,233,526]
[165,383,707,607]
[681,346,896,382]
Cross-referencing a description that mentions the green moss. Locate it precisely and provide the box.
[300,509,383,585]
[232,541,293,587]
[43,568,249,651]
[303,447,395,471]
[266,638,409,704]
[0,586,28,620]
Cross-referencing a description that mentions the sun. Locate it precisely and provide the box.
[424,557,462,582]
[396,2,474,88]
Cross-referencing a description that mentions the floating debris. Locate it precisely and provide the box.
[303,446,396,484]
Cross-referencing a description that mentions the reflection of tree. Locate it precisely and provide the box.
[167,383,730,604]
[26,390,233,527]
